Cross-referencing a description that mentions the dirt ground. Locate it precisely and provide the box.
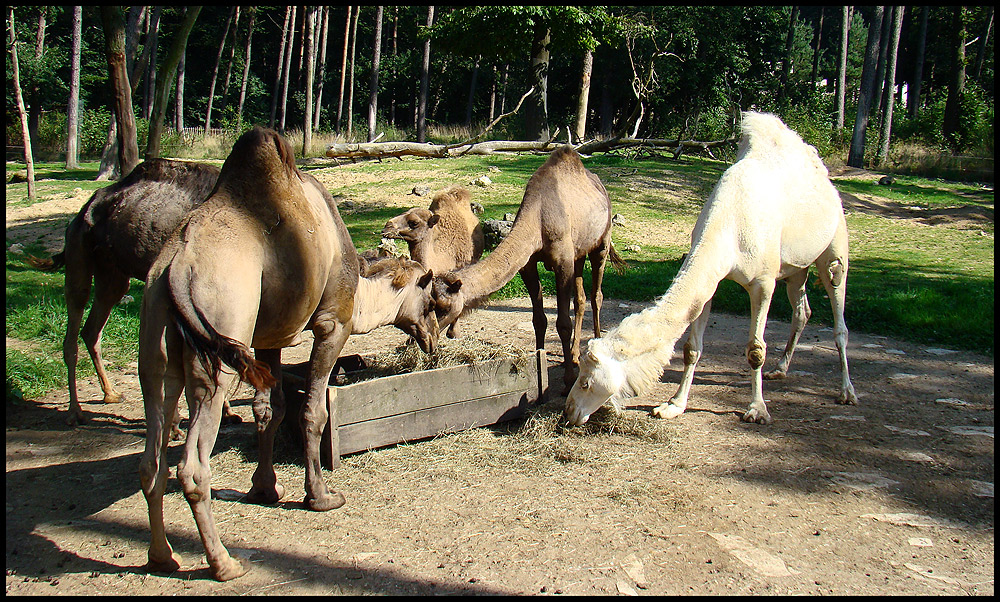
[5,180,995,596]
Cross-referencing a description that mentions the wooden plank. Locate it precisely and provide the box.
[334,389,531,457]
[335,354,541,425]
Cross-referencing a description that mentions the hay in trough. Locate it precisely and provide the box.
[341,336,532,384]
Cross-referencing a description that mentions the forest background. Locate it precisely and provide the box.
[5,6,995,181]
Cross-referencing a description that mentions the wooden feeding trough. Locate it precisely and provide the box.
[281,348,547,469]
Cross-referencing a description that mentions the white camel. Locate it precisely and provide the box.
[563,111,857,426]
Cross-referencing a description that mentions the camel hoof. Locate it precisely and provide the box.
[742,407,773,425]
[762,369,786,380]
[66,411,86,427]
[170,428,185,442]
[306,491,346,512]
[103,391,125,404]
[146,552,182,575]
[837,391,859,405]
[652,404,685,420]
[211,554,251,582]
[246,483,285,505]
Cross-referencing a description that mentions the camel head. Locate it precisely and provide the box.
[382,207,440,244]
[429,272,467,334]
[563,339,627,426]
[362,256,440,353]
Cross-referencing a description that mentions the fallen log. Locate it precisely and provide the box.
[326,136,738,160]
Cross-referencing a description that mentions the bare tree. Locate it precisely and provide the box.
[304,6,317,156]
[875,6,904,167]
[336,6,352,134]
[66,6,82,169]
[972,7,993,84]
[269,6,291,128]
[836,6,852,130]
[27,9,46,150]
[218,7,241,118]
[847,6,884,168]
[146,6,201,159]
[346,5,360,140]
[367,6,384,142]
[465,56,480,127]
[8,8,36,199]
[942,6,967,150]
[313,6,330,131]
[205,7,235,132]
[574,48,594,142]
[279,6,298,132]
[907,6,929,119]
[870,7,892,130]
[810,7,825,84]
[418,6,434,143]
[175,47,185,131]
[237,8,256,128]
[101,5,140,178]
[389,7,398,126]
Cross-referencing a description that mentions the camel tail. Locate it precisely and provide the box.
[608,243,628,275]
[168,267,276,390]
[25,251,65,272]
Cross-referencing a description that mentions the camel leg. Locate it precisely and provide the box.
[176,358,250,582]
[743,278,776,424]
[588,247,607,337]
[764,268,811,380]
[138,295,185,575]
[653,299,712,420]
[82,266,131,405]
[301,316,352,512]
[566,257,588,391]
[61,244,94,426]
[550,260,580,393]
[247,348,287,504]
[816,247,858,405]
[519,262,547,350]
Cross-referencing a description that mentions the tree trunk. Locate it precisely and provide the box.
[205,7,235,132]
[175,50,185,131]
[313,6,329,132]
[66,6,82,169]
[417,6,434,143]
[237,9,255,129]
[778,5,800,105]
[907,6,929,119]
[526,25,551,141]
[972,6,993,83]
[389,7,398,126]
[875,6,904,167]
[336,6,352,134]
[218,7,241,119]
[146,6,200,159]
[101,6,140,178]
[942,6,967,150]
[303,6,317,156]
[141,9,161,119]
[488,64,497,123]
[8,8,36,200]
[269,6,291,129]
[870,7,892,131]
[279,6,298,132]
[367,6,384,142]
[847,6,884,168]
[836,6,852,130]
[574,48,594,143]
[26,11,46,152]
[346,5,360,140]
[811,7,825,84]
[465,56,480,127]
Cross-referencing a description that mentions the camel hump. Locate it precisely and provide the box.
[228,126,300,181]
[546,145,585,169]
[739,111,827,175]
[429,185,471,211]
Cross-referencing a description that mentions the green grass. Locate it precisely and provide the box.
[5,154,994,404]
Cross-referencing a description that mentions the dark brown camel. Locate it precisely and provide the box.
[138,127,358,581]
[28,159,222,426]
[431,146,625,393]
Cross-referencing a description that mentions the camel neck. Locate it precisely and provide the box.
[455,208,542,303]
[351,276,404,334]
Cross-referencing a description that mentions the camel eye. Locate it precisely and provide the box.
[580,381,590,390]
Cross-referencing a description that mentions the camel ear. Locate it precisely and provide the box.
[587,349,598,362]
[446,277,463,294]
[417,270,433,289]
[426,214,441,228]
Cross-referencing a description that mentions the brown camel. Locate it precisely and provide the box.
[382,186,484,338]
[431,146,625,393]
[138,127,358,581]
[28,159,221,426]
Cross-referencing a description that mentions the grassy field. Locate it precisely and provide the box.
[5,152,994,403]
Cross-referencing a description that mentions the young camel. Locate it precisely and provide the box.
[28,159,221,425]
[563,112,858,427]
[382,185,485,337]
[138,127,359,581]
[431,147,626,393]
